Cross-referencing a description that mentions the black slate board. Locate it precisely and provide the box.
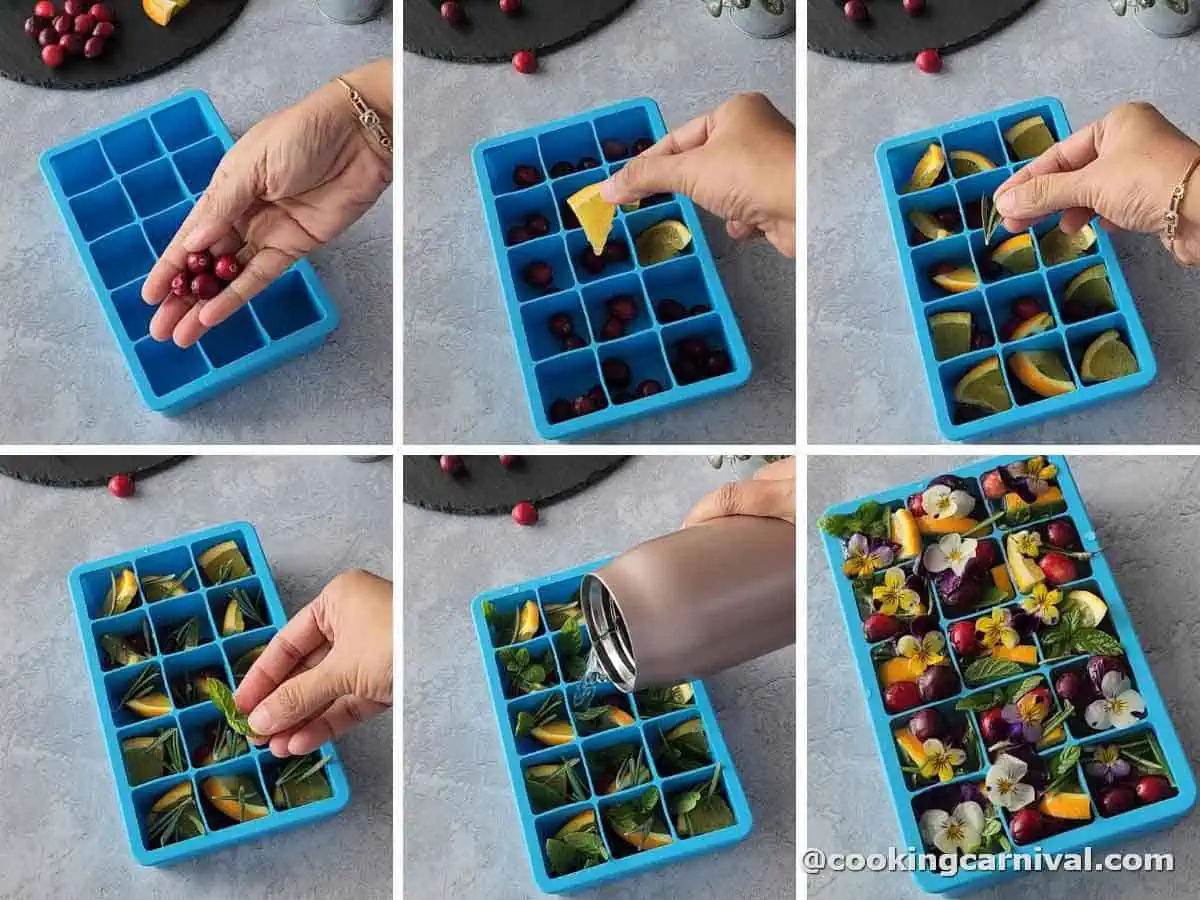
[0,0,248,90]
[0,455,188,486]
[808,0,1038,62]
[403,0,636,62]
[403,455,627,515]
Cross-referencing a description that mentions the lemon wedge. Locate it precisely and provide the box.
[566,183,616,256]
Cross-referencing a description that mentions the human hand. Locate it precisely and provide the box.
[141,59,393,348]
[994,102,1200,265]
[599,93,796,258]
[683,457,796,528]
[236,568,393,757]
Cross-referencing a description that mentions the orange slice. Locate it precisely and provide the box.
[1039,791,1092,821]
[891,508,922,560]
[530,720,575,746]
[991,233,1037,275]
[201,775,270,822]
[1011,311,1054,340]
[931,266,979,294]
[566,183,616,256]
[989,644,1037,665]
[991,565,1013,597]
[905,143,946,193]
[143,0,182,26]
[1010,350,1076,398]
[948,150,998,177]
[894,728,927,766]
[557,810,596,836]
[151,781,195,813]
[916,514,978,536]
[514,599,540,642]
[879,656,924,687]
[127,691,172,719]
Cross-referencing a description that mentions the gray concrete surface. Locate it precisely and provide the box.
[807,455,1200,899]
[0,456,393,899]
[0,3,392,444]
[403,456,796,899]
[808,2,1200,443]
[403,2,796,443]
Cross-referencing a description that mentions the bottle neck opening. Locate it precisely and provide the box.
[580,573,637,692]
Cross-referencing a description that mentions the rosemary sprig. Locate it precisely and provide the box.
[674,765,735,837]
[164,617,202,654]
[232,645,266,684]
[656,720,711,774]
[225,587,266,634]
[606,787,666,850]
[272,753,333,809]
[633,684,694,718]
[208,719,249,764]
[514,693,564,737]
[146,788,205,846]
[141,569,194,603]
[121,665,164,707]
[205,677,262,739]
[525,759,588,812]
[101,569,139,617]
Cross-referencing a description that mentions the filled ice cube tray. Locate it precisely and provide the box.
[471,98,752,441]
[472,557,753,893]
[40,90,338,416]
[819,456,1194,894]
[876,98,1157,441]
[66,521,350,866]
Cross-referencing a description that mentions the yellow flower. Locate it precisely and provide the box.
[919,739,967,783]
[842,533,896,578]
[1020,583,1062,625]
[872,567,924,616]
[1010,530,1042,559]
[976,607,1019,650]
[896,631,947,674]
[1036,463,1057,481]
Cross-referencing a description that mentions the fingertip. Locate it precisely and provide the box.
[598,178,622,204]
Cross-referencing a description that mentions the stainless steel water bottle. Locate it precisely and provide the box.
[581,516,796,691]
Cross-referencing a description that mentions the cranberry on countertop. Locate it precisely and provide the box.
[512,49,537,74]
[512,501,538,526]
[916,49,942,74]
[108,473,134,498]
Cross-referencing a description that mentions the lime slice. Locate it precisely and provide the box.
[954,357,1012,414]
[634,220,692,265]
[948,150,998,177]
[1065,589,1108,628]
[930,265,979,294]
[990,233,1038,275]
[929,311,973,361]
[1039,224,1096,266]
[1080,329,1138,383]
[909,209,953,242]
[1010,350,1076,397]
[904,143,946,193]
[1004,116,1056,161]
[567,183,617,256]
[1011,311,1054,340]
[1063,264,1115,317]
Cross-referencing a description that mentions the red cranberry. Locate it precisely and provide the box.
[82,34,104,57]
[974,540,1000,570]
[1100,786,1138,817]
[92,19,114,37]
[587,385,608,410]
[843,0,868,21]
[522,262,553,290]
[512,49,537,74]
[59,32,83,55]
[214,255,241,282]
[1046,520,1077,550]
[981,470,1006,499]
[513,165,542,188]
[884,681,921,714]
[64,0,85,13]
[577,156,601,170]
[25,16,45,37]
[38,26,58,46]
[572,394,597,416]
[52,13,71,33]
[689,304,711,316]
[186,251,212,274]
[602,240,629,264]
[41,43,65,66]
[1009,808,1044,844]
[601,358,632,390]
[88,1,112,20]
[676,337,707,360]
[547,313,574,339]
[562,334,586,351]
[34,1,56,18]
[918,665,958,702]
[579,248,605,275]
[635,379,662,398]
[909,614,938,636]
[948,620,977,656]
[632,137,654,155]
[656,299,687,323]
[548,398,573,423]
[998,319,1018,341]
[607,295,637,322]
[705,350,732,377]
[73,12,94,32]
[915,49,942,74]
[559,201,580,229]
[507,226,531,245]
[909,708,943,742]
[170,272,190,297]
[863,613,901,643]
[190,274,221,301]
[907,492,926,517]
[600,317,625,341]
[1136,775,1174,804]
[1039,552,1078,586]
[1054,671,1088,707]
[525,213,551,237]
[499,455,520,468]
[440,1,464,24]
[549,161,575,178]
[672,356,700,385]
[979,708,1007,745]
[499,0,521,14]
[107,473,134,498]
[439,455,464,476]
[903,0,925,14]
[601,139,628,160]
[1012,296,1042,320]
[512,501,538,526]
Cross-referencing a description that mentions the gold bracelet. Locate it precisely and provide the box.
[1165,153,1200,257]
[336,76,393,156]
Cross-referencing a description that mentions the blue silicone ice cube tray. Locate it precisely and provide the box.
[472,557,753,893]
[471,97,752,441]
[819,456,1195,894]
[40,91,339,416]
[876,98,1157,441]
[66,521,350,866]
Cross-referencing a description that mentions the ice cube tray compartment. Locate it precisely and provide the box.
[40,90,339,416]
[473,557,752,893]
[67,522,350,866]
[876,98,1157,441]
[820,457,1196,894]
[473,98,751,441]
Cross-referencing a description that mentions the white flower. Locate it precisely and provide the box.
[1085,671,1146,730]
[919,801,984,854]
[922,533,979,577]
[983,753,1036,811]
[922,485,977,520]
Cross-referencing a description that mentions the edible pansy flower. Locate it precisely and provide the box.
[842,533,895,579]
[1009,530,1042,559]
[921,484,977,520]
[919,739,967,783]
[976,607,1019,650]
[896,631,947,674]
[1027,457,1057,482]
[1085,671,1146,731]
[923,533,978,577]
[1085,744,1133,784]
[1020,583,1062,625]
[872,567,923,616]
[983,753,1035,811]
[919,801,984,855]
[1001,691,1049,744]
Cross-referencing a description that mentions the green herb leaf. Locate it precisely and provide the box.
[962,657,1026,686]
[1069,628,1123,656]
[206,677,262,739]
[1004,676,1045,705]
[956,689,1004,712]
[983,194,1002,244]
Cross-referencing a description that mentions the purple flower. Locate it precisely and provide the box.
[1085,744,1132,784]
[842,533,896,578]
[1001,696,1045,745]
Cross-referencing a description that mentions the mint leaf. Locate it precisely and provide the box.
[956,689,1004,712]
[1070,628,1123,656]
[963,657,1025,685]
[1004,676,1045,705]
